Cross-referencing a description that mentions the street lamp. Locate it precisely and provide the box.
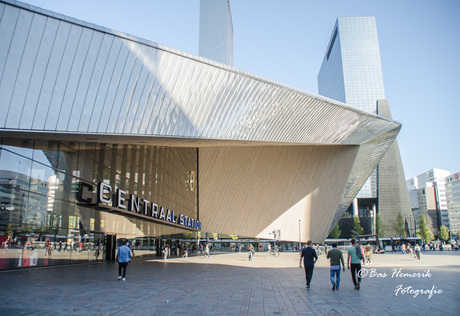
[298,219,301,251]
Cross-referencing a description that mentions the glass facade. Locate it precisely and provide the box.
[319,17,413,236]
[199,0,234,66]
[0,138,197,269]
[318,17,385,200]
[318,17,385,114]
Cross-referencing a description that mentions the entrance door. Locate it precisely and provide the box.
[104,234,117,261]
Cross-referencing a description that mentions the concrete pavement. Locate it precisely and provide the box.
[0,250,459,315]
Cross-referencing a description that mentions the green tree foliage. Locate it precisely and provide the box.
[6,224,12,237]
[329,224,341,239]
[437,225,450,242]
[393,213,406,237]
[376,213,385,237]
[418,214,434,243]
[353,216,364,235]
[185,232,201,240]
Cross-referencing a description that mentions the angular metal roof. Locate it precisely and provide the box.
[0,0,402,238]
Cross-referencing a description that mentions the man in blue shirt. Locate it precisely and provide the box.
[117,240,132,281]
[299,240,318,290]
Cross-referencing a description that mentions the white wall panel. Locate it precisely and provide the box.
[67,30,104,131]
[20,17,58,129]
[92,37,123,133]
[45,24,82,130]
[9,13,46,129]
[78,33,114,132]
[32,21,70,130]
[1,7,31,127]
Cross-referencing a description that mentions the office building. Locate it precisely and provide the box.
[199,0,233,65]
[318,16,413,237]
[445,172,460,234]
[407,169,452,233]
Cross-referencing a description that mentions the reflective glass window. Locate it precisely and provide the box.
[32,140,60,169]
[1,139,34,159]
[0,148,33,181]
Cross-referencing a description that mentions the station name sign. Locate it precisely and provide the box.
[80,182,201,231]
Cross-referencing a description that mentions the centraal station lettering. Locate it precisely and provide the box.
[79,182,201,230]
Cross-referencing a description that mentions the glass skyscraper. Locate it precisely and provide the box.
[199,0,234,66]
[319,17,383,201]
[318,17,413,236]
[318,17,385,114]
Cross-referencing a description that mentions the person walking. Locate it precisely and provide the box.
[347,239,363,290]
[95,239,101,260]
[3,239,9,253]
[116,240,132,281]
[316,244,321,255]
[248,244,254,261]
[163,245,169,261]
[364,243,372,265]
[204,244,211,259]
[299,240,318,290]
[327,243,345,291]
[415,244,421,260]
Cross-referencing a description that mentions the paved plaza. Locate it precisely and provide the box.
[0,250,459,315]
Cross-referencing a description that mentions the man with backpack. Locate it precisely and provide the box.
[347,239,364,290]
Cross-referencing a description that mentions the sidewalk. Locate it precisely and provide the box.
[0,251,458,315]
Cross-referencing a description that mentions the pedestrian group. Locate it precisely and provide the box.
[300,238,367,291]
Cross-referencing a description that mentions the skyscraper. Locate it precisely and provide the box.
[199,0,234,66]
[318,17,413,237]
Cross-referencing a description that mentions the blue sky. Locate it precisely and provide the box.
[21,0,460,180]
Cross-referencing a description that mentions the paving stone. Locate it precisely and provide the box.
[0,251,458,315]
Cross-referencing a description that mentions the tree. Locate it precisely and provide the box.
[6,224,12,237]
[393,213,406,237]
[456,230,460,239]
[375,213,385,237]
[437,225,449,242]
[353,216,364,235]
[418,214,434,244]
[329,224,341,238]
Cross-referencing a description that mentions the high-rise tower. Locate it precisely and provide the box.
[199,0,234,66]
[318,17,413,237]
